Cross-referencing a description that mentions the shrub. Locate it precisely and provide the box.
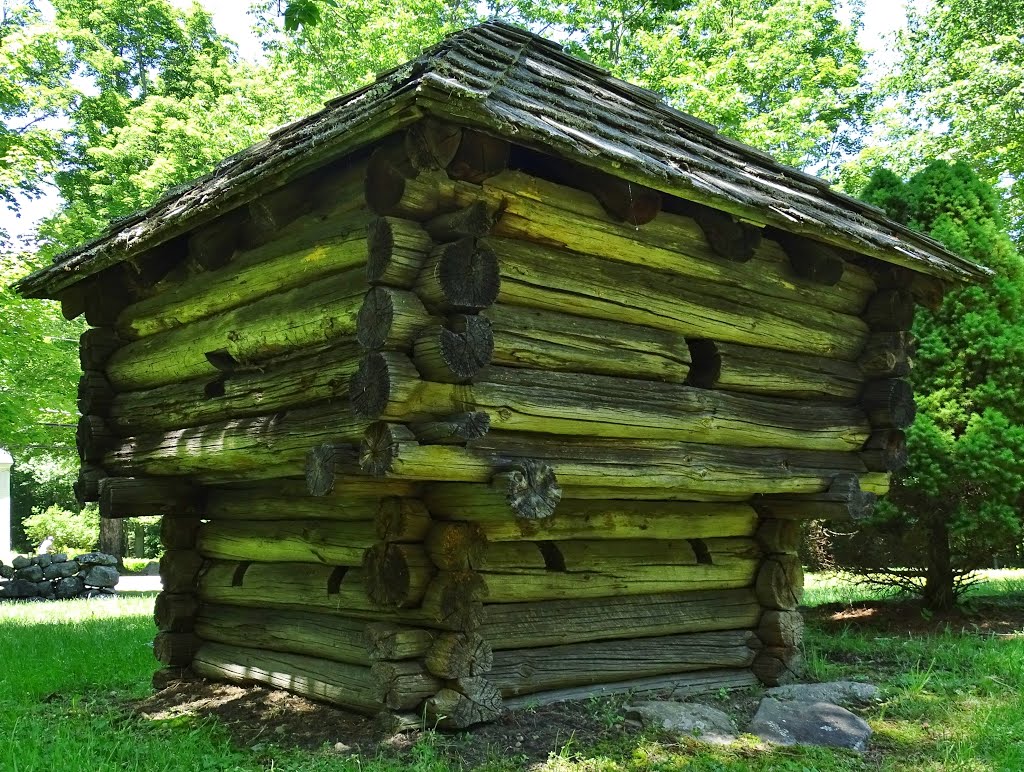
[22,503,99,555]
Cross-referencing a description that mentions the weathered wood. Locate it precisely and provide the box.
[375,497,432,542]
[359,353,870,451]
[773,231,846,285]
[420,571,487,629]
[366,145,443,217]
[870,262,946,309]
[683,204,762,262]
[78,371,114,415]
[425,677,504,728]
[160,549,204,593]
[753,646,805,687]
[859,331,915,378]
[405,118,464,171]
[160,517,201,550]
[471,538,760,602]
[355,286,433,351]
[197,519,378,565]
[154,592,199,633]
[687,339,862,399]
[107,266,367,390]
[370,660,442,710]
[578,167,661,225]
[103,403,369,481]
[756,519,802,556]
[108,342,363,435]
[479,588,761,649]
[756,555,804,611]
[204,479,421,521]
[412,316,494,382]
[77,415,114,463]
[488,630,759,697]
[863,289,915,331]
[80,327,122,370]
[154,632,200,666]
[488,236,869,360]
[425,632,493,679]
[414,238,501,312]
[186,210,243,271]
[494,460,562,521]
[757,609,804,648]
[447,130,510,183]
[195,604,429,665]
[483,304,691,383]
[410,412,491,444]
[362,543,434,608]
[861,430,908,472]
[862,379,916,429]
[426,522,486,571]
[753,473,877,521]
[424,201,495,240]
[306,443,359,496]
[99,477,203,519]
[424,494,757,542]
[367,217,433,289]
[192,642,384,714]
[502,668,759,710]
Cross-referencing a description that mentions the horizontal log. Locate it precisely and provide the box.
[78,370,114,415]
[192,642,384,714]
[488,630,759,697]
[375,497,432,542]
[412,316,494,383]
[306,443,359,497]
[426,522,486,571]
[858,331,915,378]
[413,238,501,312]
[425,632,493,679]
[488,235,868,359]
[483,304,690,383]
[423,495,757,542]
[159,518,200,550]
[367,216,432,288]
[197,519,377,565]
[77,415,115,463]
[80,327,122,370]
[424,201,495,240]
[861,430,908,472]
[501,668,760,711]
[154,632,200,667]
[447,129,510,183]
[753,646,805,687]
[203,479,420,520]
[863,289,915,331]
[479,588,761,649]
[106,266,367,390]
[687,339,862,399]
[154,592,199,633]
[756,555,804,611]
[420,571,487,630]
[757,609,804,648]
[862,379,916,429]
[425,677,504,729]
[74,463,105,503]
[107,342,362,435]
[356,286,433,351]
[409,412,491,444]
[103,403,369,480]
[773,231,846,285]
[160,549,204,594]
[359,352,870,451]
[756,519,802,556]
[753,473,877,521]
[195,603,431,665]
[362,543,434,608]
[99,477,203,519]
[371,660,442,710]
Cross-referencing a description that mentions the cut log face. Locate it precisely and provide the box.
[415,238,501,312]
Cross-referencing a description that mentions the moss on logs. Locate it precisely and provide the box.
[423,494,757,542]
[354,352,870,451]
[195,604,433,665]
[478,588,761,650]
[107,266,368,390]
[487,630,759,697]
[425,632,493,679]
[412,317,494,383]
[107,342,363,435]
[488,236,869,359]
[367,217,432,289]
[196,519,378,565]
[482,304,691,383]
[753,473,877,521]
[102,403,369,481]
[356,286,433,351]
[192,642,384,714]
[203,480,421,521]
[687,339,862,399]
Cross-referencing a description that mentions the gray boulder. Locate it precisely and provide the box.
[749,698,872,751]
[626,702,737,745]
[83,565,119,588]
[51,553,67,563]
[767,681,880,707]
[36,581,55,599]
[2,579,39,598]
[55,576,85,599]
[12,555,31,570]
[43,560,80,580]
[37,554,53,568]
[15,565,44,583]
[0,565,13,579]
[74,552,118,567]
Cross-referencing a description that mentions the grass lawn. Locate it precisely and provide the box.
[3,574,1024,771]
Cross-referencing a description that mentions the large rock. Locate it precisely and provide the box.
[626,702,737,745]
[83,565,119,588]
[749,698,872,751]
[74,552,118,568]
[55,576,85,599]
[15,565,44,583]
[51,553,67,563]
[37,554,53,568]
[0,565,13,579]
[11,555,31,570]
[43,560,80,581]
[2,578,39,598]
[767,681,880,707]
[36,581,55,599]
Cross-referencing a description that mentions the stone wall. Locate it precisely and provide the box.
[0,552,119,600]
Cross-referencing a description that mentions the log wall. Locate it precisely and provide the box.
[68,119,924,726]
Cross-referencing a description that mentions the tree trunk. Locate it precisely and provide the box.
[99,517,123,566]
[923,517,956,611]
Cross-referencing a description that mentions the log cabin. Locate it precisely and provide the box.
[15,22,987,728]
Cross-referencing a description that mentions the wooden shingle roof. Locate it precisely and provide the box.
[17,21,987,298]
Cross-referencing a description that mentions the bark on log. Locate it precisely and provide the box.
[414,238,501,312]
[160,549,204,593]
[488,630,759,697]
[753,473,877,521]
[425,633,493,679]
[154,632,200,667]
[154,592,199,633]
[355,286,433,351]
[362,543,434,608]
[479,588,761,650]
[412,317,494,383]
[862,379,916,429]
[99,477,203,519]
[687,339,862,399]
[756,555,804,610]
[197,519,378,565]
[425,677,504,729]
[483,304,691,383]
[861,430,908,472]
[409,412,491,444]
[367,217,432,289]
[192,642,384,714]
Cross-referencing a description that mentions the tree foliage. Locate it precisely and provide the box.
[843,161,1024,609]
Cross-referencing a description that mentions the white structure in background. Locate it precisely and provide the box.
[0,448,11,555]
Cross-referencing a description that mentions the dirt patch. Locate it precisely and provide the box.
[805,595,1024,637]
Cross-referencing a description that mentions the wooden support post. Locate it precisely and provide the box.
[155,512,203,674]
[753,515,804,686]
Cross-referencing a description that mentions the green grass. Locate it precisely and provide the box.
[4,576,1024,770]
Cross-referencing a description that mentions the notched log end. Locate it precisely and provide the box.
[495,460,561,520]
